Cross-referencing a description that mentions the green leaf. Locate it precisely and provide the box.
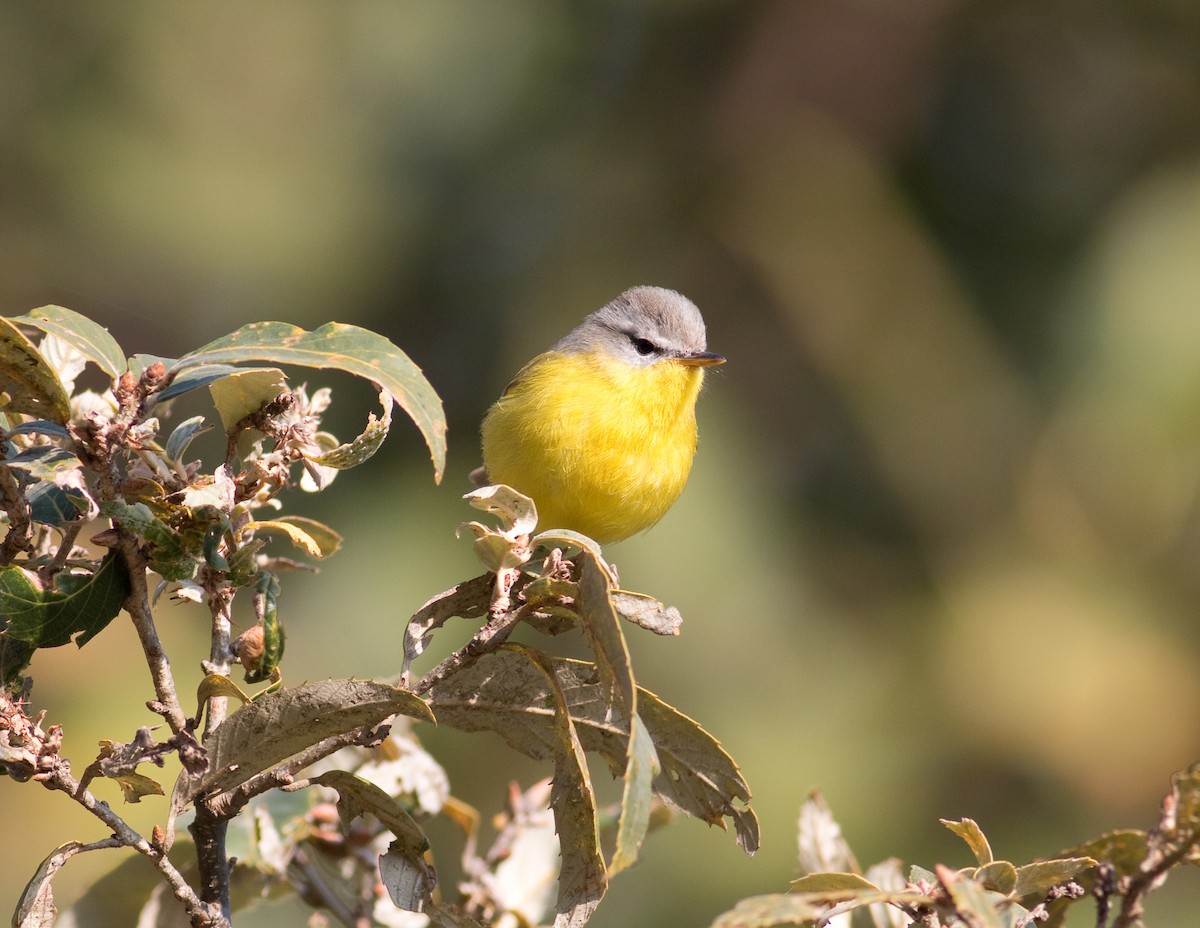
[5,445,81,482]
[0,552,130,649]
[27,481,92,525]
[0,635,37,688]
[207,367,288,431]
[609,714,659,876]
[1012,857,1096,899]
[0,317,71,424]
[14,306,127,381]
[937,865,1006,928]
[100,500,177,547]
[164,415,212,462]
[6,419,71,440]
[942,817,994,865]
[151,362,242,402]
[101,499,208,582]
[974,860,1018,895]
[189,678,434,798]
[172,321,446,482]
[1055,830,1147,882]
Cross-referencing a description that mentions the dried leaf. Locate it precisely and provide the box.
[196,673,253,711]
[309,769,436,912]
[428,650,758,855]
[190,679,433,798]
[797,790,858,875]
[608,715,659,876]
[248,518,337,559]
[400,574,492,682]
[609,589,682,636]
[173,320,446,482]
[14,842,92,928]
[861,858,910,928]
[514,646,606,928]
[464,484,539,538]
[576,552,636,721]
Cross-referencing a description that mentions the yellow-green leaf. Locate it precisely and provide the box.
[208,367,289,432]
[110,771,164,804]
[0,316,70,424]
[942,817,994,865]
[308,389,391,470]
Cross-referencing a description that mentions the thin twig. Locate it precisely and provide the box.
[39,521,82,583]
[0,463,32,564]
[399,572,493,686]
[40,763,223,927]
[201,572,235,739]
[411,605,526,697]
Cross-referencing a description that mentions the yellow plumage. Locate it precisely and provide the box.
[480,286,721,545]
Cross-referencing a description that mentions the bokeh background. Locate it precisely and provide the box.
[4,2,1200,925]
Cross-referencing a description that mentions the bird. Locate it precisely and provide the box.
[478,285,724,545]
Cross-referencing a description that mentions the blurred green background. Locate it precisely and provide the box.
[4,2,1200,925]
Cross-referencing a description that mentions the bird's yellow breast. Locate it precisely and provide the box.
[481,349,706,544]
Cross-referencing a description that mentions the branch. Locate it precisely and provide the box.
[38,761,225,928]
[38,521,83,584]
[410,603,526,697]
[0,463,32,564]
[117,533,190,735]
[206,723,391,819]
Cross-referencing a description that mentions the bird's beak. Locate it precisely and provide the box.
[677,351,726,368]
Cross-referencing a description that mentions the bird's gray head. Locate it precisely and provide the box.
[553,286,724,369]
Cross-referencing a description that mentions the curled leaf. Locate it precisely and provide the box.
[172,321,446,482]
[14,305,126,381]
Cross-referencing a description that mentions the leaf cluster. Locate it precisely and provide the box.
[712,766,1200,928]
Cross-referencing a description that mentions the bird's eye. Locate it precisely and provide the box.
[631,336,656,356]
